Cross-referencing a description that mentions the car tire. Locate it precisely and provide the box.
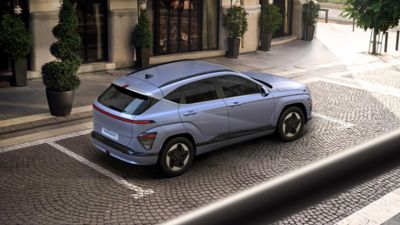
[277,106,305,142]
[158,137,194,177]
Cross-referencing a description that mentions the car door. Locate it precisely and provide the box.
[216,75,275,138]
[176,78,229,145]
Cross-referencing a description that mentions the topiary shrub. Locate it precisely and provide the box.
[132,10,152,49]
[223,5,248,38]
[261,4,283,35]
[303,0,320,26]
[42,0,81,91]
[0,14,32,61]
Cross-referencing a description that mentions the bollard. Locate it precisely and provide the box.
[384,32,388,53]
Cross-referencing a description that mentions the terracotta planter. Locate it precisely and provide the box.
[226,37,241,58]
[135,47,150,69]
[259,33,273,51]
[10,58,27,87]
[46,89,75,116]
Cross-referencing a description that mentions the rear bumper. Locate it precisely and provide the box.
[91,131,159,166]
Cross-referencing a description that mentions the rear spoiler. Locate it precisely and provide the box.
[113,77,164,100]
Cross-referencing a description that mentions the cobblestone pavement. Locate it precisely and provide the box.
[1,65,400,224]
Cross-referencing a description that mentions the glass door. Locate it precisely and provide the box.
[152,0,218,55]
[73,0,108,63]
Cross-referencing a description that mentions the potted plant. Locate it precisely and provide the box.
[41,0,81,116]
[303,0,320,41]
[223,5,248,58]
[260,3,283,51]
[0,14,32,87]
[132,10,152,69]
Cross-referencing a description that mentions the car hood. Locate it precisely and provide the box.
[242,71,307,92]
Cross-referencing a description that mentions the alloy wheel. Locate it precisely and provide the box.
[165,143,190,172]
[282,112,302,138]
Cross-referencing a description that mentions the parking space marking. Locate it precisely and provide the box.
[0,129,154,199]
[336,188,400,225]
[47,142,154,199]
[312,112,354,129]
[0,129,92,154]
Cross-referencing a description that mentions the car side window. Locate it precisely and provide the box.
[165,87,183,104]
[182,79,218,104]
[217,75,260,98]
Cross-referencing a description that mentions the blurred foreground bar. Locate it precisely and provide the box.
[161,129,400,225]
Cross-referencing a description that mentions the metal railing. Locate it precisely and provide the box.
[161,129,400,225]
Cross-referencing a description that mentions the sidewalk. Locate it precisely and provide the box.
[318,2,353,24]
[1,22,400,139]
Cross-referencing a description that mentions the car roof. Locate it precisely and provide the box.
[126,60,232,87]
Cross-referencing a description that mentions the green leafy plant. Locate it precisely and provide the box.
[0,14,32,61]
[342,0,400,54]
[223,5,248,38]
[132,10,152,48]
[42,0,81,91]
[261,4,283,34]
[303,1,320,26]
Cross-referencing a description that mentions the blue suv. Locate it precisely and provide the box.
[92,60,312,176]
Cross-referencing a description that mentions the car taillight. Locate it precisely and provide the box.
[137,132,157,150]
[93,104,154,124]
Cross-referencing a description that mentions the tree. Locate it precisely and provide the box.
[223,6,248,38]
[132,10,152,49]
[42,0,81,91]
[0,14,32,61]
[342,0,400,54]
[260,4,282,35]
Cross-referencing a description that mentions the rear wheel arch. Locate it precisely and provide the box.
[158,134,196,177]
[161,133,196,155]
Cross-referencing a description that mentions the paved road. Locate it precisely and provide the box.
[1,64,400,224]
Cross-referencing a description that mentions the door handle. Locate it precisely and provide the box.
[229,101,242,107]
[183,111,197,116]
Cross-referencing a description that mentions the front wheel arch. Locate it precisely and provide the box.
[277,103,308,126]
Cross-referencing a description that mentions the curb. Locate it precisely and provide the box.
[0,105,92,136]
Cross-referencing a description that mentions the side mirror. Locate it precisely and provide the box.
[261,86,269,97]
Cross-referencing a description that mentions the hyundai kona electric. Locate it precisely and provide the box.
[91,60,312,177]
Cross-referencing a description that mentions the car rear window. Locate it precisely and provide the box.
[98,84,157,115]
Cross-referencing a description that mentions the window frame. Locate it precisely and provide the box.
[164,77,222,104]
[214,75,263,99]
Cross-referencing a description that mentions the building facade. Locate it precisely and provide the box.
[0,0,307,78]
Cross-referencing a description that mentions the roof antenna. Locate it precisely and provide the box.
[145,74,153,79]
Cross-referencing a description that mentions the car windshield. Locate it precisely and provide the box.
[97,84,156,115]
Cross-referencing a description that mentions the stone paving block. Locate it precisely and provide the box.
[0,144,142,225]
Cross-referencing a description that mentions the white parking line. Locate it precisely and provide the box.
[336,188,400,225]
[312,112,354,129]
[0,129,154,199]
[48,142,154,199]
[0,129,92,154]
